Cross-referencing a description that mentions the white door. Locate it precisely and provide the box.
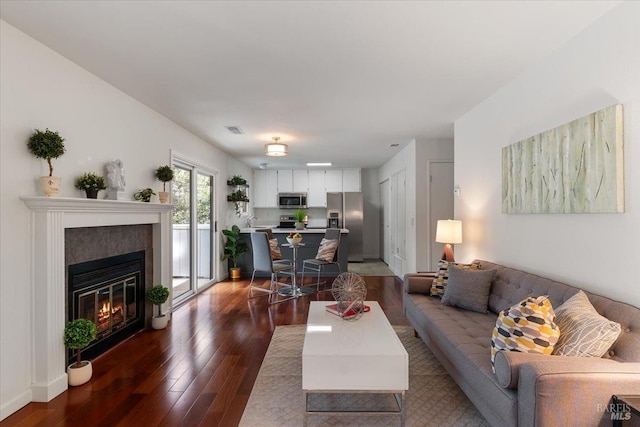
[380,179,390,264]
[429,162,454,270]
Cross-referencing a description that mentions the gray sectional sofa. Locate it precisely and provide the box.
[403,260,640,427]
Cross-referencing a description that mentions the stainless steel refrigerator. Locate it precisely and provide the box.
[327,192,363,262]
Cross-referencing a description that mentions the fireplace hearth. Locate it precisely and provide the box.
[68,251,145,363]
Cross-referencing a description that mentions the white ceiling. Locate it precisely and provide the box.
[0,1,620,169]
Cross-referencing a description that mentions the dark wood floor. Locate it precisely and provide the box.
[2,275,408,427]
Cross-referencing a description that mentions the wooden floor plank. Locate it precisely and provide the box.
[1,275,406,427]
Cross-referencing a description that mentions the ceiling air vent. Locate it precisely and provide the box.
[225,126,244,135]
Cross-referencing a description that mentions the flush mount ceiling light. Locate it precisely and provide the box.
[265,136,288,157]
[306,162,332,167]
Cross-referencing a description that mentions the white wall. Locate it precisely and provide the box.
[0,21,242,420]
[361,168,380,259]
[415,138,454,271]
[377,139,454,275]
[454,2,640,309]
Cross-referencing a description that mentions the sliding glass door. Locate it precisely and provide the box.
[172,160,217,304]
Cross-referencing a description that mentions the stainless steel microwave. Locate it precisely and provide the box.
[278,192,307,209]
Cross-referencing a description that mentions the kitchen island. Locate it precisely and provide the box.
[237,228,349,278]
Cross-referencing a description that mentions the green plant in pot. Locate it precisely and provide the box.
[147,285,170,330]
[134,188,156,202]
[63,318,97,386]
[27,128,66,196]
[222,225,248,279]
[155,165,174,203]
[229,175,247,186]
[75,172,107,199]
[293,209,307,230]
[228,189,249,217]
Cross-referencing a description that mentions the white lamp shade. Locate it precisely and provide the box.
[265,142,288,156]
[435,219,462,244]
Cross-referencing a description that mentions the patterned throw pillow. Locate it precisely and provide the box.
[269,238,283,260]
[553,291,621,357]
[315,238,338,262]
[490,296,560,372]
[430,260,480,297]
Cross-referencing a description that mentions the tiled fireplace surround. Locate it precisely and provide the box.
[21,197,173,402]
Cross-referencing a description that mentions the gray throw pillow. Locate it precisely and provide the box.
[441,266,496,313]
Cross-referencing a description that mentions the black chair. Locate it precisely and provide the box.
[301,228,342,291]
[248,232,293,304]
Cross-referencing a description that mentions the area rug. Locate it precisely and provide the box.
[347,260,397,277]
[239,325,489,426]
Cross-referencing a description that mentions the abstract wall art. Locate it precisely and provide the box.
[502,104,624,214]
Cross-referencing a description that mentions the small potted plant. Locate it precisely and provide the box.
[75,172,107,199]
[222,225,248,279]
[228,189,249,217]
[27,128,66,196]
[155,165,174,203]
[147,284,170,329]
[134,188,156,202]
[228,175,247,186]
[293,209,307,230]
[63,318,97,386]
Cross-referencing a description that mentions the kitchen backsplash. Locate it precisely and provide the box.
[253,207,327,228]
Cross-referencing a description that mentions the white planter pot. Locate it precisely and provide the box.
[158,191,170,203]
[152,314,169,330]
[38,176,62,197]
[67,361,92,386]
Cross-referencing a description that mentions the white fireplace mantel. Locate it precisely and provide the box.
[20,196,173,402]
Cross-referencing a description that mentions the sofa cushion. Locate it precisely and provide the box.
[441,267,496,313]
[553,290,622,357]
[490,296,560,372]
[430,260,480,297]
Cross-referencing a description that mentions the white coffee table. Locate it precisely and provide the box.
[302,301,408,426]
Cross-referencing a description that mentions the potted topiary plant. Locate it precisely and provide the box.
[293,209,307,230]
[75,172,107,199]
[147,284,170,330]
[63,318,97,386]
[134,188,156,202]
[222,224,248,279]
[27,128,66,196]
[155,165,174,203]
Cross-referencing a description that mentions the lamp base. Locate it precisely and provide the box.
[441,244,455,263]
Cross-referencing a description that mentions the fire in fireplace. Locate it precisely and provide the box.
[67,251,145,363]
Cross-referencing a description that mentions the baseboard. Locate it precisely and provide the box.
[30,373,68,402]
[0,389,32,421]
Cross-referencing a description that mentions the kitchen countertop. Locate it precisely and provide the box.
[240,228,349,234]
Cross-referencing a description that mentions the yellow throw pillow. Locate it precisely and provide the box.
[490,295,560,372]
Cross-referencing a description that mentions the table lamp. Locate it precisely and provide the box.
[435,219,462,262]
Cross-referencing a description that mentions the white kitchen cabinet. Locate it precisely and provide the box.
[307,170,326,207]
[253,170,266,207]
[293,170,309,192]
[277,170,293,193]
[342,168,361,192]
[253,170,278,208]
[325,170,343,192]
